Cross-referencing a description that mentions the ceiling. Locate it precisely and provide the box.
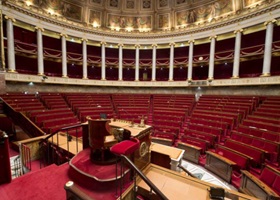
[16,0,271,33]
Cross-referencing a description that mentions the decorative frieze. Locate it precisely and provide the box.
[3,0,280,40]
[5,73,280,88]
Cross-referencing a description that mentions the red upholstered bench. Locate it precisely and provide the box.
[272,176,280,195]
[260,166,278,187]
[215,145,250,172]
[240,165,280,198]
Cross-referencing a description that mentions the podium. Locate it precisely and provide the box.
[109,119,152,170]
[82,118,152,168]
[87,118,117,164]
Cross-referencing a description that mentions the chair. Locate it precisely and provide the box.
[87,116,117,164]
[110,137,140,199]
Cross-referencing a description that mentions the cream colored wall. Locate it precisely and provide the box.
[5,82,280,96]
[0,72,6,94]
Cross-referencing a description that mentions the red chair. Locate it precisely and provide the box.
[110,137,140,199]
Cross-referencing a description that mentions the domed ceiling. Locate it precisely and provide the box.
[13,0,273,33]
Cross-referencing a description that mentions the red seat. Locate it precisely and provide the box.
[110,138,140,156]
[110,137,140,198]
[272,176,280,195]
[260,167,277,186]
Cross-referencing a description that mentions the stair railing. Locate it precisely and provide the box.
[21,144,32,173]
[178,164,197,178]
[1,98,45,137]
[39,123,83,166]
[121,154,168,200]
[12,155,22,178]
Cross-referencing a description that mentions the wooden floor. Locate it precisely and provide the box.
[48,132,83,155]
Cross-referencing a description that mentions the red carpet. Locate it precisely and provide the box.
[0,164,69,200]
[70,148,129,181]
[69,148,132,193]
[1,149,133,200]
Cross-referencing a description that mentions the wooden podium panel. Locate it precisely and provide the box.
[205,151,236,183]
[150,142,184,171]
[109,120,152,170]
[177,142,202,164]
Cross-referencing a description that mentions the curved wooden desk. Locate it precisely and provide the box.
[136,164,259,200]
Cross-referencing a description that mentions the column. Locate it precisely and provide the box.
[101,42,106,80]
[35,27,44,75]
[0,10,5,70]
[232,29,243,78]
[208,36,216,80]
[262,19,276,76]
[60,33,68,78]
[135,44,140,81]
[152,44,157,81]
[82,38,88,79]
[169,43,175,81]
[5,16,16,72]
[187,40,194,81]
[118,43,123,81]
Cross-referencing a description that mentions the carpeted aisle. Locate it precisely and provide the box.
[0,148,130,200]
[0,164,70,200]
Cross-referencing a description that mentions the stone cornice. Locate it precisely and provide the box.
[3,1,280,41]
[4,73,280,88]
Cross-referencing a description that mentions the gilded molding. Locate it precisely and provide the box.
[234,29,244,34]
[8,69,17,73]
[209,35,217,40]
[60,33,68,38]
[81,38,88,42]
[35,26,44,32]
[261,72,271,77]
[188,40,195,44]
[264,19,277,26]
[4,15,16,22]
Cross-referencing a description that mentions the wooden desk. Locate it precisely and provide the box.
[177,141,202,164]
[137,164,258,200]
[150,142,184,171]
[205,151,236,183]
[109,120,152,138]
[240,170,280,200]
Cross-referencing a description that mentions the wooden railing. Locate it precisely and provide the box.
[1,98,45,137]
[21,144,31,173]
